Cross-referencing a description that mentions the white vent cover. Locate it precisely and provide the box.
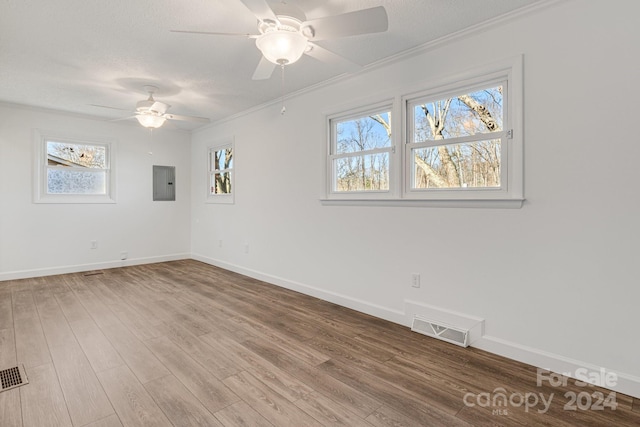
[411,316,470,347]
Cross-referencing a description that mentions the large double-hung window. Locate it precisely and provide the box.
[328,104,393,195]
[325,56,523,207]
[406,81,506,193]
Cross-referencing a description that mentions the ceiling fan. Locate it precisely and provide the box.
[91,86,210,129]
[171,0,389,80]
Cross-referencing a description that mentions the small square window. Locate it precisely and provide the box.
[34,130,116,203]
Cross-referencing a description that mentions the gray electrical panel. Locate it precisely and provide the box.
[153,165,175,201]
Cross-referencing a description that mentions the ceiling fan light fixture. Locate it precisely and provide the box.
[256,29,307,65]
[136,113,166,129]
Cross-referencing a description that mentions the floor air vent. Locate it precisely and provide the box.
[411,316,470,347]
[0,365,28,392]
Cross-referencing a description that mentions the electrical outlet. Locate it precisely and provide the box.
[90,240,98,249]
[120,252,128,260]
[244,243,249,254]
[411,273,421,288]
[218,240,223,248]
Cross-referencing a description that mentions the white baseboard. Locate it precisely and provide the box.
[0,253,190,282]
[191,253,406,325]
[474,335,640,399]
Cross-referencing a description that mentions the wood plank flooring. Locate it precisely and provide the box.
[0,260,638,426]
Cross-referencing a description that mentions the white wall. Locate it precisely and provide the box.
[191,1,640,397]
[1,0,637,399]
[0,105,192,279]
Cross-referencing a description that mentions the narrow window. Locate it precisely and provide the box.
[207,142,234,203]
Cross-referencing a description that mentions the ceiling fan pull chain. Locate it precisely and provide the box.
[280,64,286,115]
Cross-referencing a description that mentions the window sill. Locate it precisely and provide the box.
[205,196,234,204]
[319,198,525,209]
[34,195,116,204]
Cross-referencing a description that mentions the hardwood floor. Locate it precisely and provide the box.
[0,260,638,427]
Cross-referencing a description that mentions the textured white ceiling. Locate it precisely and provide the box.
[0,0,540,129]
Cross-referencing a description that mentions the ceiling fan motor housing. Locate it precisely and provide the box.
[260,2,306,33]
[256,3,310,66]
[136,98,169,115]
[136,99,154,112]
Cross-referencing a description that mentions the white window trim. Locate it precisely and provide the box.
[321,55,524,209]
[33,129,117,204]
[206,139,234,204]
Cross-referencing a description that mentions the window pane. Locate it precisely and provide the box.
[47,169,106,194]
[213,147,233,171]
[211,171,232,194]
[412,139,501,189]
[334,153,389,192]
[335,112,391,154]
[46,141,106,168]
[413,86,503,142]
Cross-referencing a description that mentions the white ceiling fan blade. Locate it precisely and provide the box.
[108,116,137,122]
[89,104,133,112]
[252,56,277,80]
[164,113,210,123]
[170,29,258,38]
[302,6,388,41]
[239,0,280,25]
[304,43,361,73]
